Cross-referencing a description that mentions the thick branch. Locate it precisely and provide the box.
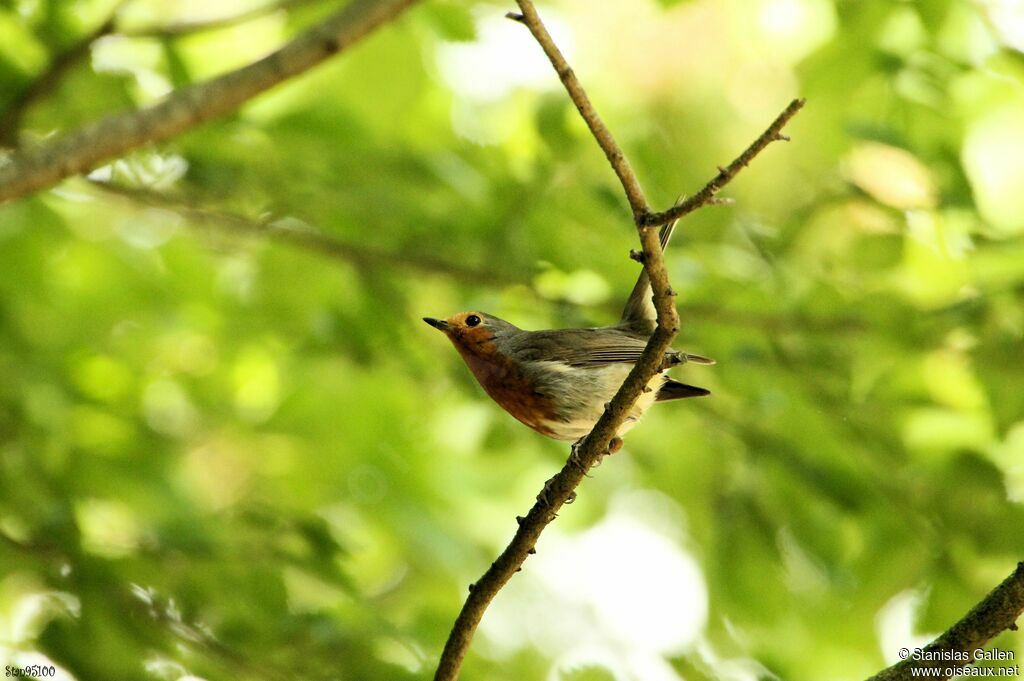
[867,563,1024,681]
[0,0,420,204]
[434,3,801,680]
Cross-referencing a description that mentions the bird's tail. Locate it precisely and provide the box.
[619,211,680,334]
[656,378,710,401]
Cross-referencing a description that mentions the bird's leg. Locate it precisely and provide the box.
[660,352,685,371]
[551,437,592,505]
[568,437,589,473]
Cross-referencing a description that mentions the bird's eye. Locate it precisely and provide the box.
[465,314,481,327]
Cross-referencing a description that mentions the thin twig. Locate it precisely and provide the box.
[97,180,861,334]
[641,98,805,227]
[0,0,421,204]
[119,0,319,39]
[506,4,649,220]
[90,181,501,285]
[433,3,802,680]
[866,563,1024,681]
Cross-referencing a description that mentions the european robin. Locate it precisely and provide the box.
[424,219,712,445]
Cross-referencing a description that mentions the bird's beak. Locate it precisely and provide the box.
[423,317,450,331]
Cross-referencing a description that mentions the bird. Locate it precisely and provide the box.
[423,218,713,446]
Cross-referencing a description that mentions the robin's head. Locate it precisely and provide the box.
[423,312,519,355]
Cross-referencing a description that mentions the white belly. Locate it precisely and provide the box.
[532,361,665,441]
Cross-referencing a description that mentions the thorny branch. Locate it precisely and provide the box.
[432,3,801,680]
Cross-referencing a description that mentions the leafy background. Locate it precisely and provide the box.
[0,0,1022,680]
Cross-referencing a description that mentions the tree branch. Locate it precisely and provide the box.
[119,0,321,39]
[504,5,649,220]
[0,0,420,204]
[867,562,1024,681]
[641,97,805,228]
[432,3,801,680]
[89,180,503,285]
[95,180,861,335]
[0,1,129,147]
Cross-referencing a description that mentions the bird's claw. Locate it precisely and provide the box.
[661,352,686,371]
[568,439,589,474]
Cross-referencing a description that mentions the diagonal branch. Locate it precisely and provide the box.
[0,1,130,147]
[89,180,504,285]
[433,217,678,681]
[505,5,648,220]
[0,0,327,148]
[866,562,1024,681]
[0,0,420,204]
[433,3,802,680]
[641,97,805,228]
[119,0,321,39]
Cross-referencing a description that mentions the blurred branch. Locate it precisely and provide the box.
[432,3,801,680]
[119,0,321,39]
[97,180,865,338]
[0,1,130,147]
[90,180,501,284]
[0,0,328,148]
[684,302,864,334]
[0,0,421,204]
[867,563,1024,681]
[96,179,866,335]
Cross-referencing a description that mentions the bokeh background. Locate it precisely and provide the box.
[1,0,1023,679]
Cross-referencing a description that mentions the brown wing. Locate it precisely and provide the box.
[509,328,714,368]
[510,328,653,366]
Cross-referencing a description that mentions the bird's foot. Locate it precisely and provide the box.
[661,352,685,371]
[568,438,590,474]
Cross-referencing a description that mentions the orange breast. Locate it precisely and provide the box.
[452,340,561,437]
